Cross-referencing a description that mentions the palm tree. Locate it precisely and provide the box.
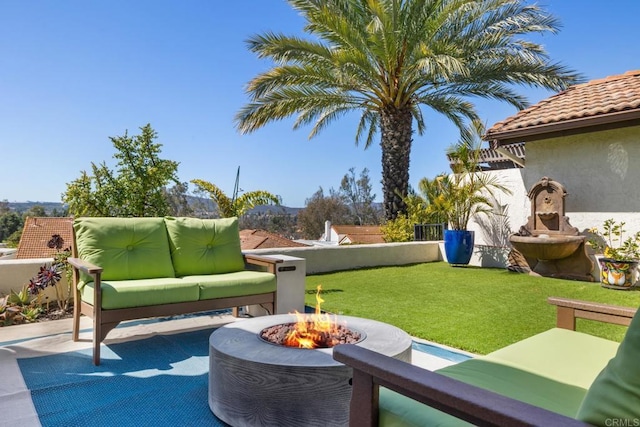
[235,0,581,220]
[420,120,511,230]
[191,167,280,218]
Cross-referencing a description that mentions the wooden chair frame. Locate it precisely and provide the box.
[334,297,636,426]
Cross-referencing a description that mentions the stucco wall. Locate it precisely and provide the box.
[0,258,69,302]
[246,241,442,274]
[465,168,528,248]
[0,242,443,297]
[465,125,640,253]
[523,125,640,235]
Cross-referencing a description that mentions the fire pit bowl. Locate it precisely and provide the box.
[208,314,412,427]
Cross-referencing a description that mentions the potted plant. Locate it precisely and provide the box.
[588,219,640,289]
[422,121,511,266]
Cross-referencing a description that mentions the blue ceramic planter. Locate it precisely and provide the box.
[444,230,475,266]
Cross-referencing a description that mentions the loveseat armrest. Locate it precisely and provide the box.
[333,344,588,427]
[548,297,636,330]
[67,257,103,276]
[243,253,282,274]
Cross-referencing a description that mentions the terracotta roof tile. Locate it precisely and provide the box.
[239,229,309,250]
[332,225,385,244]
[486,70,640,143]
[16,217,74,259]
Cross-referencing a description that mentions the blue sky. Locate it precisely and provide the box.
[1,1,639,208]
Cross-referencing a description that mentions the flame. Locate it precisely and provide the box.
[283,285,340,349]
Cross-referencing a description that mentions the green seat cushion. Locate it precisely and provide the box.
[74,217,175,282]
[380,359,588,426]
[80,278,199,310]
[379,328,621,426]
[380,387,472,426]
[484,328,619,390]
[181,271,276,300]
[164,217,245,276]
[577,305,640,425]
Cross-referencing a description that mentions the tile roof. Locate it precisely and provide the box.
[16,217,74,259]
[486,70,640,145]
[332,225,385,244]
[239,229,310,250]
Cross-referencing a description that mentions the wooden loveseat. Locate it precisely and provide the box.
[334,297,640,426]
[68,216,280,365]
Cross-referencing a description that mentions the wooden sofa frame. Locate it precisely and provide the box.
[68,253,280,365]
[333,297,636,427]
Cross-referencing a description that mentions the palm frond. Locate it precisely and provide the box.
[190,179,234,217]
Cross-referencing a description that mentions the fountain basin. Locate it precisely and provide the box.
[510,234,585,260]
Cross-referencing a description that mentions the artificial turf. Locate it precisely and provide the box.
[305,262,640,354]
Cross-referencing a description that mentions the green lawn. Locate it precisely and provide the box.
[304,262,640,355]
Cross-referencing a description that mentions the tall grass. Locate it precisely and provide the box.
[305,262,640,354]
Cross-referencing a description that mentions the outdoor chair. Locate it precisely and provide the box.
[334,297,639,426]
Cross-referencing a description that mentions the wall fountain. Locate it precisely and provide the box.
[509,177,593,281]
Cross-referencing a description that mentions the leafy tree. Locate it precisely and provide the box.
[340,167,380,225]
[5,229,22,247]
[163,182,193,216]
[297,187,351,239]
[235,0,581,221]
[191,167,280,218]
[63,124,180,217]
[240,208,299,239]
[381,191,432,242]
[0,200,10,215]
[23,205,47,219]
[0,211,23,242]
[50,207,70,217]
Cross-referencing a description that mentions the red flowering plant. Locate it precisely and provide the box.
[1,234,72,326]
[27,234,72,312]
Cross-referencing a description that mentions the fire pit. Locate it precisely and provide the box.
[208,314,412,426]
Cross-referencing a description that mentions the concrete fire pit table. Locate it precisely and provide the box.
[208,314,412,427]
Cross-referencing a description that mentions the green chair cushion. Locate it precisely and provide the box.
[164,217,245,276]
[74,217,175,282]
[577,305,640,425]
[379,328,621,426]
[80,278,199,310]
[181,271,276,300]
[380,359,588,426]
[483,328,619,390]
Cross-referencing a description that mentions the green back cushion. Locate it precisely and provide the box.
[577,305,640,424]
[164,216,245,276]
[74,217,175,281]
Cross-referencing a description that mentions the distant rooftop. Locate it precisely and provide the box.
[16,217,74,259]
[330,225,385,245]
[239,229,310,250]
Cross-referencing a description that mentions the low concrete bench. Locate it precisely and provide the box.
[69,216,279,365]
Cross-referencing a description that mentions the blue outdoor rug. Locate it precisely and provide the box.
[18,328,229,427]
[16,322,471,426]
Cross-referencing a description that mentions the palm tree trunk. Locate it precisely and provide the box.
[380,106,413,220]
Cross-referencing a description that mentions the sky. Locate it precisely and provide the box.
[1,1,639,208]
